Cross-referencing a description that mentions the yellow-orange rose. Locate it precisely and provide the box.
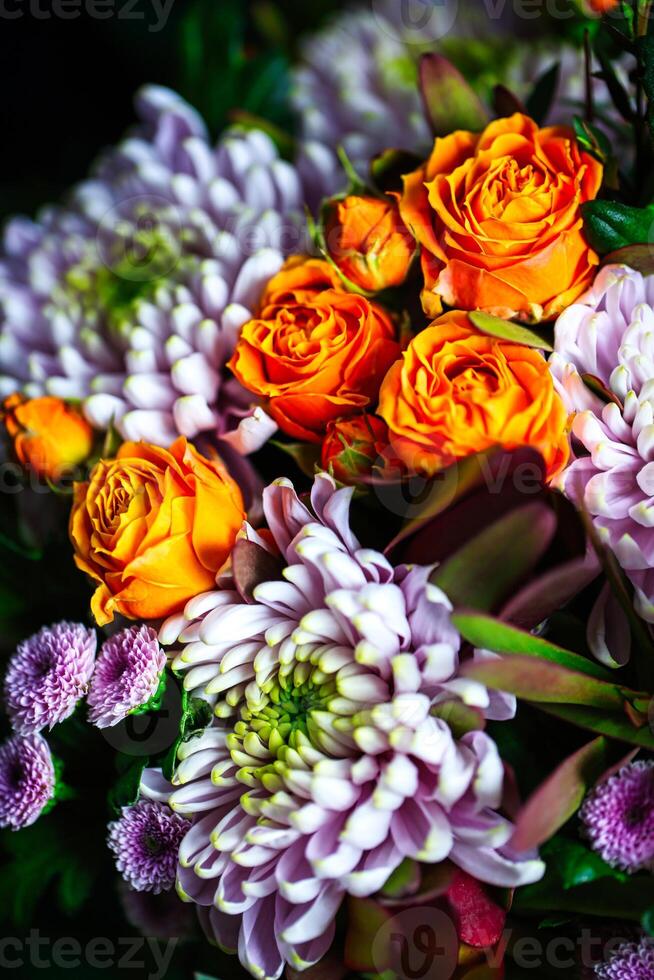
[325,194,414,292]
[228,256,401,442]
[378,311,569,478]
[69,437,245,626]
[399,113,603,322]
[2,394,94,480]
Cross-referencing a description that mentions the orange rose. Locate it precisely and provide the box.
[378,310,569,479]
[325,195,414,292]
[2,393,94,480]
[228,256,401,442]
[399,113,603,322]
[69,437,245,626]
[321,414,394,484]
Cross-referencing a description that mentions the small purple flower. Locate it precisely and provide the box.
[0,734,55,830]
[580,761,654,874]
[595,938,654,979]
[87,625,166,729]
[4,621,96,734]
[108,800,188,893]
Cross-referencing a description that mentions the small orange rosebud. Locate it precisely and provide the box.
[325,195,414,293]
[321,414,395,484]
[2,393,94,480]
[583,0,619,13]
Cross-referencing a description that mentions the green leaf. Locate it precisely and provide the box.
[161,692,214,781]
[513,838,654,922]
[452,612,613,680]
[581,199,654,254]
[526,62,560,125]
[419,53,489,137]
[459,655,629,711]
[431,503,556,612]
[642,908,654,936]
[538,703,654,750]
[57,860,94,916]
[108,755,148,814]
[130,670,167,716]
[0,818,99,925]
[468,311,553,350]
[594,50,635,121]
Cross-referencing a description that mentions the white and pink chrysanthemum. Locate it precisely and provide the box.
[157,473,543,980]
[551,264,654,627]
[0,86,337,453]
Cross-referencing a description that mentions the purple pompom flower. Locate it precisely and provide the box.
[87,625,166,729]
[595,938,654,979]
[580,761,654,874]
[4,621,96,734]
[108,799,188,893]
[159,473,541,980]
[0,733,56,830]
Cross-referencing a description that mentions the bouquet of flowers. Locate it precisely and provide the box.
[1,1,653,978]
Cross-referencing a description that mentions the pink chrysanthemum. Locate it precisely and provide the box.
[595,938,654,979]
[108,799,189,893]
[0,733,56,830]
[159,474,542,980]
[551,264,654,625]
[580,761,654,874]
[4,621,96,734]
[87,625,166,729]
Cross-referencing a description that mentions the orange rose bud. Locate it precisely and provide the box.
[228,256,401,442]
[2,393,94,480]
[325,194,414,292]
[69,437,245,626]
[584,0,619,12]
[378,310,569,480]
[399,113,603,322]
[321,414,392,484]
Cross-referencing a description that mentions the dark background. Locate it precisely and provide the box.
[0,0,339,221]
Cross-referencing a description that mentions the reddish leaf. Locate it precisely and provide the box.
[431,503,556,612]
[445,870,507,949]
[500,554,600,630]
[510,737,611,852]
[459,655,627,710]
[232,538,283,604]
[420,53,489,136]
